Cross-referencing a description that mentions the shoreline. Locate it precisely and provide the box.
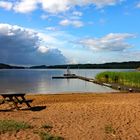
[24,90,140,97]
[26,91,121,95]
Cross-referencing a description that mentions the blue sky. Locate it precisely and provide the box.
[0,0,140,65]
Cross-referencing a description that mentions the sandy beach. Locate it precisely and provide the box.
[1,92,140,140]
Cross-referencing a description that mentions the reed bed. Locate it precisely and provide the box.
[96,71,140,88]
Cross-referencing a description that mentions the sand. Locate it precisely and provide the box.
[1,92,140,140]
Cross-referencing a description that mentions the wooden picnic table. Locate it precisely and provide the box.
[0,93,31,110]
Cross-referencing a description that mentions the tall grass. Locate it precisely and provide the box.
[96,71,140,88]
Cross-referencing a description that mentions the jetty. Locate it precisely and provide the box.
[52,74,111,87]
[52,75,77,79]
[52,73,140,93]
[52,67,140,92]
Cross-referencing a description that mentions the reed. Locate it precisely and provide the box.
[96,71,140,88]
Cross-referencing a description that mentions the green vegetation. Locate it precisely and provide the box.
[39,124,63,140]
[43,61,140,69]
[0,120,31,133]
[96,71,140,88]
[0,63,25,69]
[105,124,115,134]
[42,124,53,129]
[39,132,64,140]
[0,120,64,139]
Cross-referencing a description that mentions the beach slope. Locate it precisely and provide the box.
[0,93,140,140]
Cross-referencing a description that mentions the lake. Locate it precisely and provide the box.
[0,69,133,94]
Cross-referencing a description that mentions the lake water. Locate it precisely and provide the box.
[0,69,133,94]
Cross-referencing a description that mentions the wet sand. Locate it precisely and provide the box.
[1,92,140,140]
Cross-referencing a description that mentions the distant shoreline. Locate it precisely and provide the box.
[0,61,140,69]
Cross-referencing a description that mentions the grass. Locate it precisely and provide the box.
[105,124,115,134]
[96,71,140,88]
[42,124,53,129]
[39,132,64,140]
[0,120,31,133]
[0,120,64,139]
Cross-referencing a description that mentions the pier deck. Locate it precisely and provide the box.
[52,74,140,93]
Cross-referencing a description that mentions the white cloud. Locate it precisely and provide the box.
[69,59,78,64]
[86,0,123,8]
[59,19,84,27]
[0,1,13,10]
[79,33,136,51]
[45,27,58,31]
[38,45,49,53]
[0,23,67,65]
[37,32,61,47]
[0,0,123,14]
[69,11,83,20]
[13,0,38,13]
[41,14,49,20]
[59,19,70,26]
[72,20,84,27]
[41,0,70,13]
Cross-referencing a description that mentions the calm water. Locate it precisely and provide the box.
[0,69,133,94]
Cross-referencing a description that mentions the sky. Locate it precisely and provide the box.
[0,0,140,65]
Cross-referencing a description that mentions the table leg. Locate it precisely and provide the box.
[14,96,22,104]
[21,96,31,107]
[9,96,19,110]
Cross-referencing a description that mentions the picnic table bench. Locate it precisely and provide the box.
[0,93,32,110]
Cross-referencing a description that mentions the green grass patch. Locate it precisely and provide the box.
[96,71,140,88]
[42,124,53,129]
[105,124,115,134]
[0,120,31,133]
[39,132,64,140]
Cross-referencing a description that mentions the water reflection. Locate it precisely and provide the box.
[0,69,132,94]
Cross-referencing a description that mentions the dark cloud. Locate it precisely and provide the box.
[0,23,67,65]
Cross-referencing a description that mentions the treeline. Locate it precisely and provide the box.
[46,61,140,69]
[0,61,140,69]
[0,63,25,69]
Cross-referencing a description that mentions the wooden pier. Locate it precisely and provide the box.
[52,74,111,87]
[52,74,140,93]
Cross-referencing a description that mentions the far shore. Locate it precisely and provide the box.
[1,92,140,140]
